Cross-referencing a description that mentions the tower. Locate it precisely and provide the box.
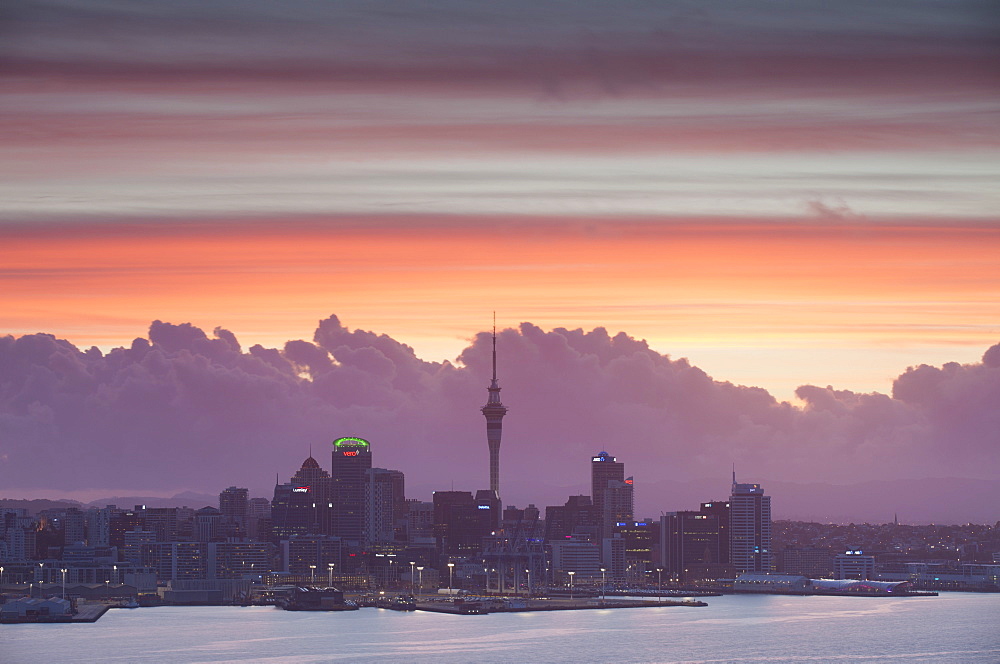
[481,322,507,503]
[330,436,373,545]
[729,472,772,574]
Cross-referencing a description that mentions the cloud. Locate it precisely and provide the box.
[1,316,997,521]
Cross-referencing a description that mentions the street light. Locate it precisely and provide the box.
[525,569,531,597]
[309,565,317,586]
[113,564,118,586]
[600,567,606,603]
[0,566,4,590]
[409,562,416,594]
[327,563,335,588]
[417,566,424,597]
[657,568,663,602]
[60,568,67,600]
[105,579,109,600]
[567,571,576,601]
[447,562,455,593]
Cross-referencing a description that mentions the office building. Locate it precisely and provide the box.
[219,487,249,520]
[291,454,332,535]
[271,458,329,543]
[366,468,405,545]
[432,491,484,559]
[330,437,373,545]
[834,549,876,580]
[781,547,834,578]
[591,451,625,540]
[729,475,772,574]
[544,495,600,542]
[662,510,723,581]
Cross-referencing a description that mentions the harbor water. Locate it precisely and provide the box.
[1,593,998,663]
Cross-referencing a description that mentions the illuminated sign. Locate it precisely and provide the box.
[624,477,634,485]
[333,436,370,449]
[592,457,604,462]
[477,505,491,510]
[342,450,359,457]
[292,486,310,493]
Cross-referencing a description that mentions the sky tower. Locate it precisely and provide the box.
[481,321,507,502]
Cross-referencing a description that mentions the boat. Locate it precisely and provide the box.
[278,587,359,612]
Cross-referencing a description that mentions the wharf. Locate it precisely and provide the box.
[72,603,112,622]
[414,597,707,615]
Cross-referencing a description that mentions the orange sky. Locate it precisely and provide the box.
[3,218,997,400]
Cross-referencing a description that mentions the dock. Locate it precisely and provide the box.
[414,597,707,615]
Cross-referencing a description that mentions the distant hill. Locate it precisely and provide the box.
[83,491,219,510]
[0,498,84,515]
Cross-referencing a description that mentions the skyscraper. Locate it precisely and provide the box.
[481,324,507,503]
[591,451,625,540]
[271,456,329,542]
[366,467,405,545]
[330,436,373,545]
[729,474,772,574]
[219,487,249,520]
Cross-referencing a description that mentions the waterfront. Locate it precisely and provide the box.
[2,593,998,663]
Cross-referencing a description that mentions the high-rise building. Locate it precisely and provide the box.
[544,495,600,542]
[271,456,330,542]
[366,468,405,545]
[661,511,723,581]
[699,500,730,565]
[591,451,629,542]
[291,455,332,535]
[481,325,507,507]
[602,478,634,542]
[432,491,485,559]
[330,437,373,545]
[246,497,271,541]
[729,475,772,574]
[591,451,624,516]
[219,487,249,520]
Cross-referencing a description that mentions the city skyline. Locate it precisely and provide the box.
[1,1,998,524]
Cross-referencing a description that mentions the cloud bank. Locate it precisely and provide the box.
[1,316,997,519]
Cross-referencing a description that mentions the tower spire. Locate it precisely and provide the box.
[482,316,508,508]
[492,312,497,383]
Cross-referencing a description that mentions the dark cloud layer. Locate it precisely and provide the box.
[1,316,997,520]
[4,1,997,93]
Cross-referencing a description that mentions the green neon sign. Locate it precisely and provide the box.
[333,436,370,448]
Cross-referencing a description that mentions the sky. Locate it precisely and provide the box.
[1,1,998,521]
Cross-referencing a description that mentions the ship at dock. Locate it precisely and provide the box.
[277,587,358,612]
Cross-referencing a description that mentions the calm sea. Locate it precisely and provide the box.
[2,593,998,664]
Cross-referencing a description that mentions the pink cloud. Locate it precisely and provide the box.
[1,316,997,521]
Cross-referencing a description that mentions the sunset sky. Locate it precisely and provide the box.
[1,1,998,520]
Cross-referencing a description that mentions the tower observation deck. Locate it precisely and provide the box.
[481,324,507,502]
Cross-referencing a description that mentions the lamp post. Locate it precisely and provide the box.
[105,579,109,600]
[37,562,44,584]
[113,564,118,586]
[60,568,67,600]
[657,568,663,602]
[600,567,606,603]
[327,563,335,588]
[0,566,4,591]
[525,569,531,597]
[409,562,416,594]
[447,562,455,593]
[416,566,424,597]
[309,565,316,586]
[567,571,575,601]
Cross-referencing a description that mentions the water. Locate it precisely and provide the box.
[2,594,998,663]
